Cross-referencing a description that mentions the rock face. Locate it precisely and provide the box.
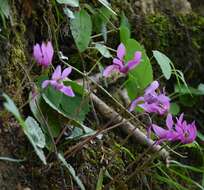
[112,0,192,16]
[140,0,192,15]
[189,0,204,15]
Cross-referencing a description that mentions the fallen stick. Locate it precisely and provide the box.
[76,74,170,161]
[90,92,170,161]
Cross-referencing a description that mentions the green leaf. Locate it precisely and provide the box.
[155,175,189,190]
[170,160,204,173]
[3,93,21,121]
[120,26,130,44]
[63,7,75,19]
[66,124,102,140]
[174,70,190,94]
[170,168,204,190]
[95,43,112,58]
[24,117,47,165]
[115,143,135,160]
[125,39,153,99]
[120,12,130,30]
[25,117,46,149]
[180,141,200,150]
[70,9,92,52]
[170,102,180,115]
[42,83,89,122]
[198,83,204,94]
[175,84,204,95]
[3,93,46,164]
[0,0,10,18]
[98,0,116,15]
[174,84,203,107]
[29,93,61,138]
[58,153,85,190]
[56,0,79,7]
[96,169,104,190]
[153,50,172,80]
[197,131,204,141]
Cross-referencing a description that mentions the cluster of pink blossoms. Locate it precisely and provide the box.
[103,43,141,77]
[103,43,197,144]
[152,113,197,144]
[129,81,170,115]
[33,41,197,144]
[33,41,75,97]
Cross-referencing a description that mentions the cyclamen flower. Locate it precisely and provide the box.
[129,81,170,115]
[33,41,54,67]
[151,113,197,144]
[103,43,142,77]
[42,65,75,97]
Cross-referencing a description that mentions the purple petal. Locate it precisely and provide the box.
[113,58,123,67]
[60,85,75,97]
[177,113,184,125]
[52,65,62,80]
[126,51,142,70]
[117,43,126,60]
[166,113,173,130]
[166,130,180,141]
[152,124,168,139]
[158,94,170,103]
[129,96,144,112]
[46,41,54,63]
[33,43,43,64]
[175,123,183,134]
[41,41,54,67]
[50,80,63,90]
[61,67,72,79]
[139,102,159,113]
[188,122,197,142]
[145,81,159,95]
[42,80,50,88]
[103,65,120,77]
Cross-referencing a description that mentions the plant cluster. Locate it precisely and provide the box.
[1,0,204,189]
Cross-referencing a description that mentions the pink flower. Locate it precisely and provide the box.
[33,41,54,67]
[103,43,142,77]
[151,113,197,144]
[42,65,75,97]
[129,81,170,115]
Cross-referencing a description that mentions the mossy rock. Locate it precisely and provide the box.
[135,13,204,84]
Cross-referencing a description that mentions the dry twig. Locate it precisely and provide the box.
[77,74,170,161]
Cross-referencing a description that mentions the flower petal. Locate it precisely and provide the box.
[42,80,50,88]
[50,80,62,90]
[166,113,173,130]
[60,85,75,97]
[145,81,159,95]
[33,43,43,64]
[139,102,159,113]
[117,43,126,60]
[46,41,54,63]
[126,51,142,70]
[188,122,197,143]
[52,65,62,80]
[103,65,120,77]
[129,96,144,112]
[177,113,184,125]
[152,124,168,139]
[41,41,54,67]
[113,58,123,68]
[62,67,72,79]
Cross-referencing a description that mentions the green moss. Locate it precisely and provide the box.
[0,2,31,128]
[136,13,204,84]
